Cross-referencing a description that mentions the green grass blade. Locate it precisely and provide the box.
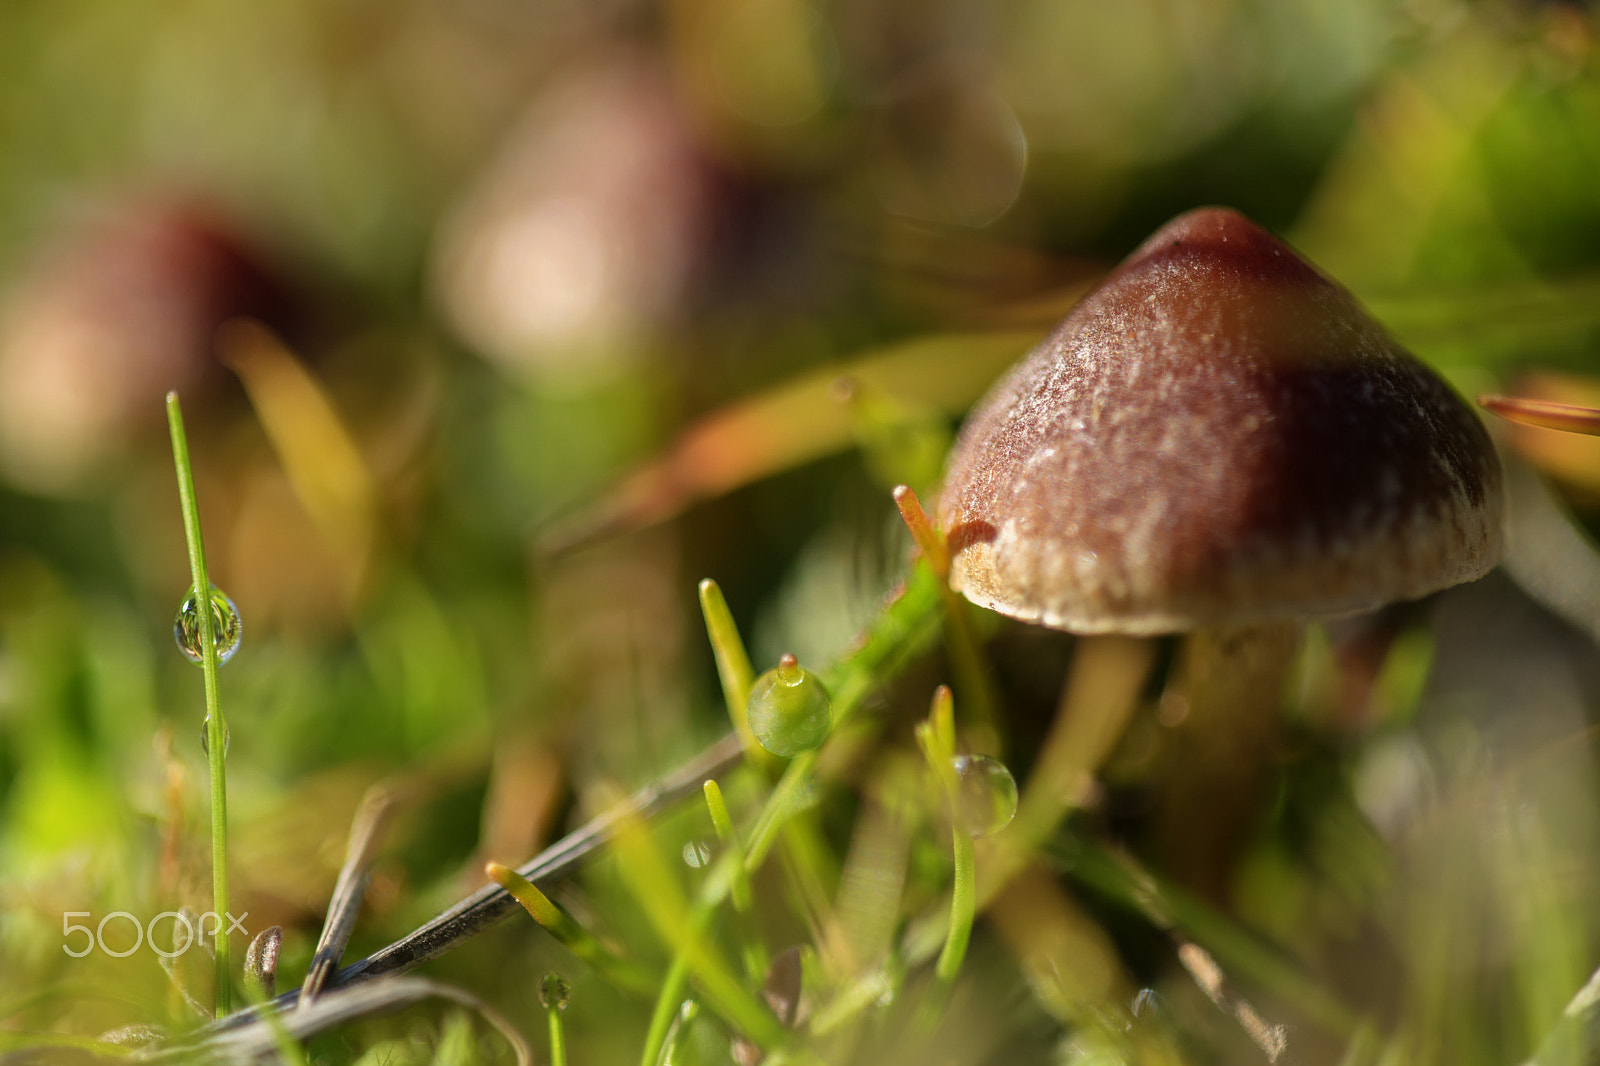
[167,392,232,1018]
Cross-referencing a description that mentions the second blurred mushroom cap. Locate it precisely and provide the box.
[0,199,288,495]
[433,54,717,386]
[937,207,1504,635]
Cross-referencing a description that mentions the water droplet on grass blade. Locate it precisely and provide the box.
[173,585,242,665]
[681,840,713,868]
[540,972,571,1011]
[952,754,1017,837]
[199,717,230,757]
[747,654,831,756]
[1129,987,1165,1022]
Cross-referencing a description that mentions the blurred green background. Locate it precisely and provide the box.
[4,0,1600,1063]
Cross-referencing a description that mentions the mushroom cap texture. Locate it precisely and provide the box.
[937,207,1504,634]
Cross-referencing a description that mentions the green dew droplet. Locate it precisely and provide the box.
[747,654,832,757]
[173,585,242,666]
[951,754,1018,838]
[539,972,571,1012]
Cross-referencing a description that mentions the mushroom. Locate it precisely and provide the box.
[936,207,1504,894]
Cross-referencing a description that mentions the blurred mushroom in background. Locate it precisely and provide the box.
[0,198,290,496]
[432,53,719,387]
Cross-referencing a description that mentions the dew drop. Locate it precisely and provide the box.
[951,754,1018,837]
[1129,988,1164,1021]
[681,840,713,869]
[199,717,231,757]
[539,972,570,1012]
[173,585,242,666]
[747,654,831,757]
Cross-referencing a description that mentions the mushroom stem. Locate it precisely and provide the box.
[1014,635,1156,839]
[1150,622,1299,902]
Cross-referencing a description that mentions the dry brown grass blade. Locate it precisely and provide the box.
[1178,941,1289,1064]
[219,318,381,607]
[299,784,400,1007]
[139,976,530,1065]
[1481,394,1600,436]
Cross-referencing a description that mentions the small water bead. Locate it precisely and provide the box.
[199,717,231,757]
[681,840,713,869]
[539,972,570,1012]
[1129,988,1165,1023]
[173,585,242,666]
[951,754,1018,837]
[747,654,831,757]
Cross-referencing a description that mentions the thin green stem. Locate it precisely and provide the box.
[744,753,819,871]
[640,950,695,1066]
[703,780,767,980]
[703,780,753,914]
[915,686,975,1026]
[657,1000,701,1066]
[547,1004,567,1066]
[937,827,976,983]
[167,392,231,1018]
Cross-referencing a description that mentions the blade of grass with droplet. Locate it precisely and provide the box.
[545,991,568,1066]
[205,557,942,1033]
[911,688,978,1030]
[744,566,943,869]
[166,392,232,1018]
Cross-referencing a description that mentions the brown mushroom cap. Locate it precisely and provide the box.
[937,207,1504,634]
